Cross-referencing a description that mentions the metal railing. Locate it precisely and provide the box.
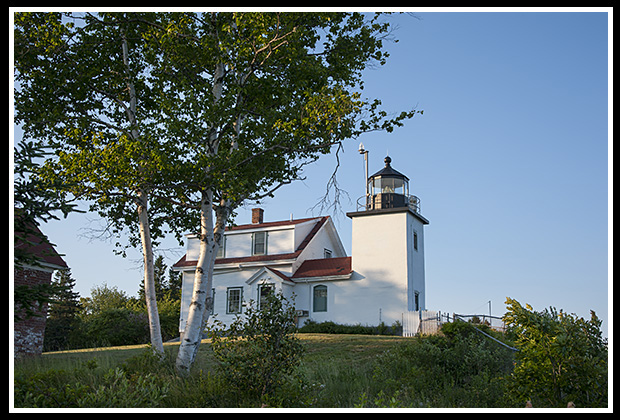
[356,194,421,214]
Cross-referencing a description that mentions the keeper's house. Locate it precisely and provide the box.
[173,156,429,333]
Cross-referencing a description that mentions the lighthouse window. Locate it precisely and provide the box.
[372,177,406,195]
[413,231,418,251]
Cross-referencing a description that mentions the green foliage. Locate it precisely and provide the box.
[15,12,422,371]
[80,283,131,317]
[362,322,515,408]
[13,140,81,268]
[299,319,402,335]
[44,279,180,350]
[208,290,305,403]
[14,12,422,249]
[43,270,82,351]
[85,308,150,347]
[14,361,169,408]
[502,297,608,408]
[11,332,510,408]
[14,351,170,408]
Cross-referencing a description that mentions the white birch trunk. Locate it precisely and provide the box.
[175,59,227,375]
[122,31,164,356]
[137,191,165,355]
[175,190,217,374]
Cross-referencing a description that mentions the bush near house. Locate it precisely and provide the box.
[208,292,305,405]
[299,319,402,336]
[359,321,516,408]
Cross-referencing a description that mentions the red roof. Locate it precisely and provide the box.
[225,217,320,232]
[14,227,68,269]
[292,257,352,279]
[265,267,292,282]
[173,216,329,268]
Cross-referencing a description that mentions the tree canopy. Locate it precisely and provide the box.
[14,11,422,371]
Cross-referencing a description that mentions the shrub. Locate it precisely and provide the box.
[85,308,150,346]
[502,298,608,408]
[208,291,305,404]
[365,321,515,407]
[299,319,402,335]
[14,358,169,408]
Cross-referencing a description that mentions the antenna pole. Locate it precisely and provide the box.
[359,143,369,208]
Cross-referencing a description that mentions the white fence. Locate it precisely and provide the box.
[402,311,506,337]
[402,310,442,337]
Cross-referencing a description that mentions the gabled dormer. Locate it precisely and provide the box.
[172,209,346,273]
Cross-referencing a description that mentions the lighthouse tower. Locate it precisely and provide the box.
[346,155,429,323]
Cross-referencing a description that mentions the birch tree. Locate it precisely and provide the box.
[14,12,421,372]
[141,12,422,374]
[13,12,181,355]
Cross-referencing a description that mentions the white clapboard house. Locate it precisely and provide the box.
[173,156,429,334]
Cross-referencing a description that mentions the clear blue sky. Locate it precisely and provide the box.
[17,10,610,335]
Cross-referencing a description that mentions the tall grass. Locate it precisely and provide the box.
[14,329,515,408]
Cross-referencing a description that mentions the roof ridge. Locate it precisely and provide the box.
[295,216,328,252]
[226,216,323,232]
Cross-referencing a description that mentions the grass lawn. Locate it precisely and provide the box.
[13,333,410,408]
[31,333,407,370]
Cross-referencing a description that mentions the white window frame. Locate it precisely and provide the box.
[313,284,328,312]
[252,231,268,256]
[258,283,274,310]
[226,287,243,314]
[216,235,226,258]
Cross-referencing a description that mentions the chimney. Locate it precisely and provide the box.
[251,208,264,224]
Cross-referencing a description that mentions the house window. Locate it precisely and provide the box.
[227,287,243,314]
[324,248,332,259]
[313,285,327,312]
[413,231,418,251]
[216,236,226,258]
[252,231,268,255]
[207,288,216,315]
[258,283,274,310]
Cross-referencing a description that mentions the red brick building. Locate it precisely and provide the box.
[13,226,67,357]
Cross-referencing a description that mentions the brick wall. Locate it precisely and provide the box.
[14,267,52,357]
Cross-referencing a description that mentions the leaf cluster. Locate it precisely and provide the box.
[502,297,608,407]
[14,12,422,251]
[208,290,304,402]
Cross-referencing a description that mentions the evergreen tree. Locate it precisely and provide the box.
[44,269,81,351]
[166,266,182,302]
[138,254,167,301]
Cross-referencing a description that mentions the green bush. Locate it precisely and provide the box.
[502,298,608,408]
[299,319,401,335]
[14,357,169,408]
[364,321,515,407]
[85,308,150,347]
[208,291,305,404]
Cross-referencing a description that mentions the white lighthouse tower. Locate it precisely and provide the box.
[346,153,429,324]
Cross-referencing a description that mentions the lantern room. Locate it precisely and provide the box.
[368,156,409,209]
[360,156,421,214]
